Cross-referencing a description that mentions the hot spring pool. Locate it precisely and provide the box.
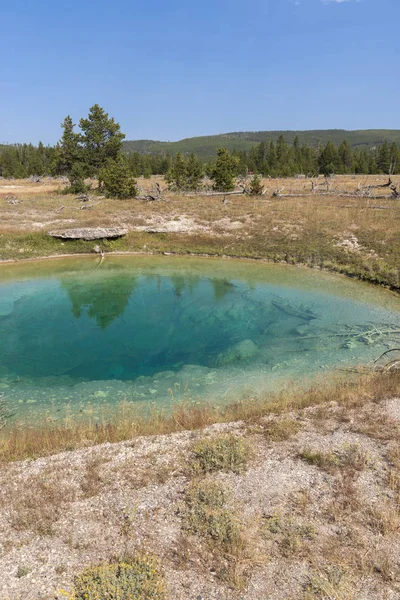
[0,256,399,422]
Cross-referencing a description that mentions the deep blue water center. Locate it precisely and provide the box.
[0,256,399,422]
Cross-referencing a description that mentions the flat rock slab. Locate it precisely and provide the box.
[48,227,128,241]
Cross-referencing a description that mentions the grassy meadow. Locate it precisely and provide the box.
[0,174,399,289]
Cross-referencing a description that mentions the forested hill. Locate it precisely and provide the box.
[123,129,400,160]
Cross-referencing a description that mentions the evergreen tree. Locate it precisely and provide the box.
[249,173,264,195]
[53,116,81,177]
[267,141,278,174]
[79,104,125,174]
[211,148,238,191]
[319,142,340,176]
[389,142,399,174]
[338,140,354,173]
[186,153,203,190]
[165,153,187,190]
[98,157,138,198]
[377,142,391,174]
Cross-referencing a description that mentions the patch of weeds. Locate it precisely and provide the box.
[351,411,400,441]
[387,444,400,470]
[182,478,257,589]
[189,434,252,475]
[16,565,30,578]
[299,444,368,474]
[80,458,105,498]
[120,505,137,538]
[262,418,302,442]
[12,472,75,536]
[367,501,400,536]
[369,546,398,582]
[339,443,369,471]
[55,564,67,575]
[325,474,360,523]
[299,448,339,472]
[263,511,315,558]
[303,565,355,600]
[290,489,313,515]
[183,479,239,544]
[69,554,166,600]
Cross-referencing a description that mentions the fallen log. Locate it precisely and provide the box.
[184,190,246,197]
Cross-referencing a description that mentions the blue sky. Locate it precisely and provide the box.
[0,0,398,144]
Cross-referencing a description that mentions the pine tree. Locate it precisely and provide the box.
[79,104,125,175]
[389,142,399,174]
[98,157,138,198]
[319,142,340,176]
[165,153,188,190]
[186,153,203,190]
[377,142,391,174]
[54,116,81,177]
[211,148,238,191]
[249,173,264,195]
[338,140,354,173]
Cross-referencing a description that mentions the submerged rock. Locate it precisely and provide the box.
[216,339,258,366]
[0,300,14,317]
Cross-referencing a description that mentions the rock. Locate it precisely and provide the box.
[0,300,14,318]
[47,227,128,241]
[216,339,258,366]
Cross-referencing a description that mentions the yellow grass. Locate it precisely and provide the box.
[0,371,398,462]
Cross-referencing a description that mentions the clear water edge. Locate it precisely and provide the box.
[0,255,399,425]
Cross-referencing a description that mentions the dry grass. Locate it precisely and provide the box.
[9,470,76,536]
[0,371,398,462]
[263,511,315,559]
[299,443,369,474]
[182,478,259,588]
[1,174,399,289]
[261,417,302,442]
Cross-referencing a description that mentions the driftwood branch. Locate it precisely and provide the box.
[137,182,165,201]
[184,190,246,197]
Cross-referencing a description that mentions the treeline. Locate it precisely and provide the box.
[0,143,56,178]
[232,136,400,177]
[1,130,400,181]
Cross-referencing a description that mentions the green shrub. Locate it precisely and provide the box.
[70,554,166,600]
[183,479,239,545]
[249,174,264,195]
[99,157,138,199]
[263,418,302,442]
[190,434,252,474]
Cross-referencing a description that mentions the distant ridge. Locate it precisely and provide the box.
[123,129,400,160]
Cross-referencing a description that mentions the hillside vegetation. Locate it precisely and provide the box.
[123,129,400,160]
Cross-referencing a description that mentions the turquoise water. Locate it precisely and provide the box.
[0,256,399,422]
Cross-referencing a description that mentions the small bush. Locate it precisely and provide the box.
[183,479,239,545]
[299,448,339,472]
[304,565,355,600]
[263,418,302,442]
[299,444,368,473]
[249,174,264,195]
[189,434,252,474]
[70,554,166,600]
[263,512,315,558]
[16,565,30,578]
